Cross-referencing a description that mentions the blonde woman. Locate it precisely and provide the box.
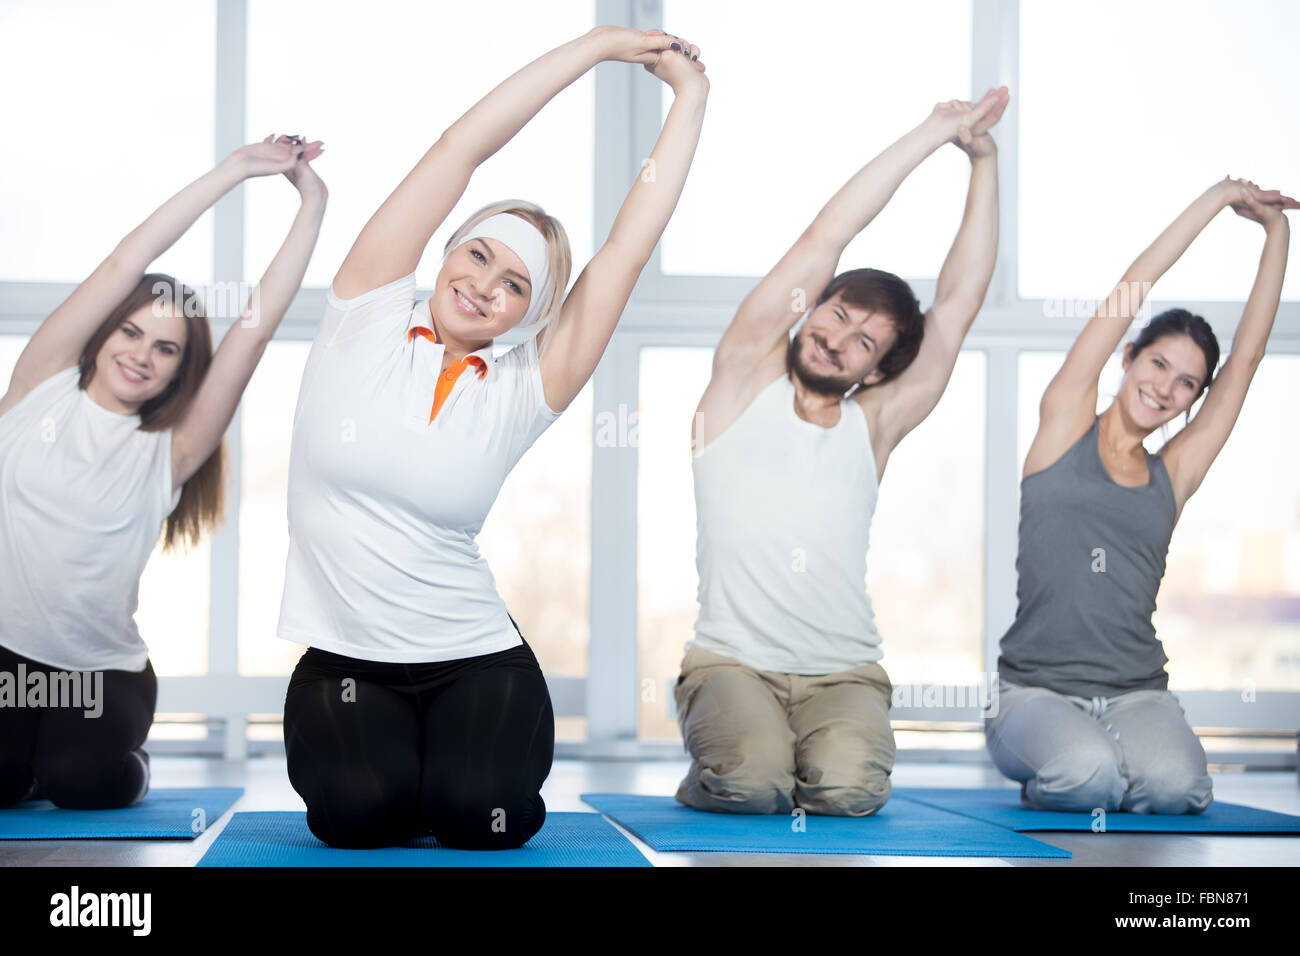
[279,27,708,849]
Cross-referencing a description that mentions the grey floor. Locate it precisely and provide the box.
[2,757,1298,867]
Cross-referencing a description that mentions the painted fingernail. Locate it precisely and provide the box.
[671,42,681,51]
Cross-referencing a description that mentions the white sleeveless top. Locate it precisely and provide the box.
[691,373,882,674]
[0,366,179,672]
[276,272,561,663]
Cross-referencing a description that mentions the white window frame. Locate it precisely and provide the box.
[0,0,1295,760]
[592,0,1300,753]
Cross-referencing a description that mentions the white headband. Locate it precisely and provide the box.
[447,213,552,329]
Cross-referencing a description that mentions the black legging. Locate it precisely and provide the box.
[283,628,555,850]
[0,642,156,809]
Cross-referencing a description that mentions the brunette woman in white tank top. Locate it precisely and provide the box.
[0,136,327,809]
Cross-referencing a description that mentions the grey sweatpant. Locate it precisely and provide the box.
[984,678,1213,814]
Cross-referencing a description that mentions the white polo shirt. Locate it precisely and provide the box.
[0,366,179,672]
[277,272,561,663]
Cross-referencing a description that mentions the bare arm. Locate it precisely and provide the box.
[332,26,680,300]
[171,141,328,489]
[1028,178,1244,475]
[4,138,305,400]
[859,91,1007,454]
[1162,184,1295,512]
[538,36,708,412]
[713,87,1008,377]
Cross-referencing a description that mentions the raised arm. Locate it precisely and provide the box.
[712,87,1008,374]
[1032,178,1247,465]
[171,140,328,489]
[4,137,306,402]
[332,26,680,300]
[859,90,1008,453]
[537,31,708,411]
[1161,182,1296,513]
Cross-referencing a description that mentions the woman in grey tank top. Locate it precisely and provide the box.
[987,176,1296,814]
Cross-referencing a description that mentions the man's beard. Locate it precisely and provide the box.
[786,334,858,398]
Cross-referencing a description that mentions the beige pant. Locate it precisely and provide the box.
[673,645,895,816]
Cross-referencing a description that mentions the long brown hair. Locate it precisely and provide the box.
[78,273,225,552]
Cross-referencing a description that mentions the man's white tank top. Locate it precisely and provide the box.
[691,373,882,675]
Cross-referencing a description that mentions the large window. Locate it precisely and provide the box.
[636,347,712,739]
[4,1,1297,750]
[478,378,594,679]
[1019,0,1300,302]
[869,352,985,686]
[237,340,311,675]
[659,0,972,279]
[0,1,216,285]
[135,539,211,677]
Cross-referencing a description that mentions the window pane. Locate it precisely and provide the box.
[1020,1,1300,301]
[659,0,972,278]
[478,380,592,678]
[1017,352,1300,691]
[238,340,311,675]
[0,336,210,676]
[636,348,986,740]
[137,539,211,677]
[245,0,595,288]
[0,1,215,284]
[869,352,985,685]
[637,348,712,740]
[0,337,26,385]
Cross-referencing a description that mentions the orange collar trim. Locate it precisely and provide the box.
[406,325,489,423]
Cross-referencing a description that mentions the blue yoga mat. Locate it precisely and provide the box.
[896,787,1300,833]
[0,787,244,840]
[581,793,1070,857]
[198,811,652,867]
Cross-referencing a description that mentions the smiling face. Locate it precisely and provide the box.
[89,302,188,413]
[1119,333,1209,430]
[432,237,534,342]
[788,292,901,396]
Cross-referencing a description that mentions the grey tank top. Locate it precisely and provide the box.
[997,416,1177,697]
